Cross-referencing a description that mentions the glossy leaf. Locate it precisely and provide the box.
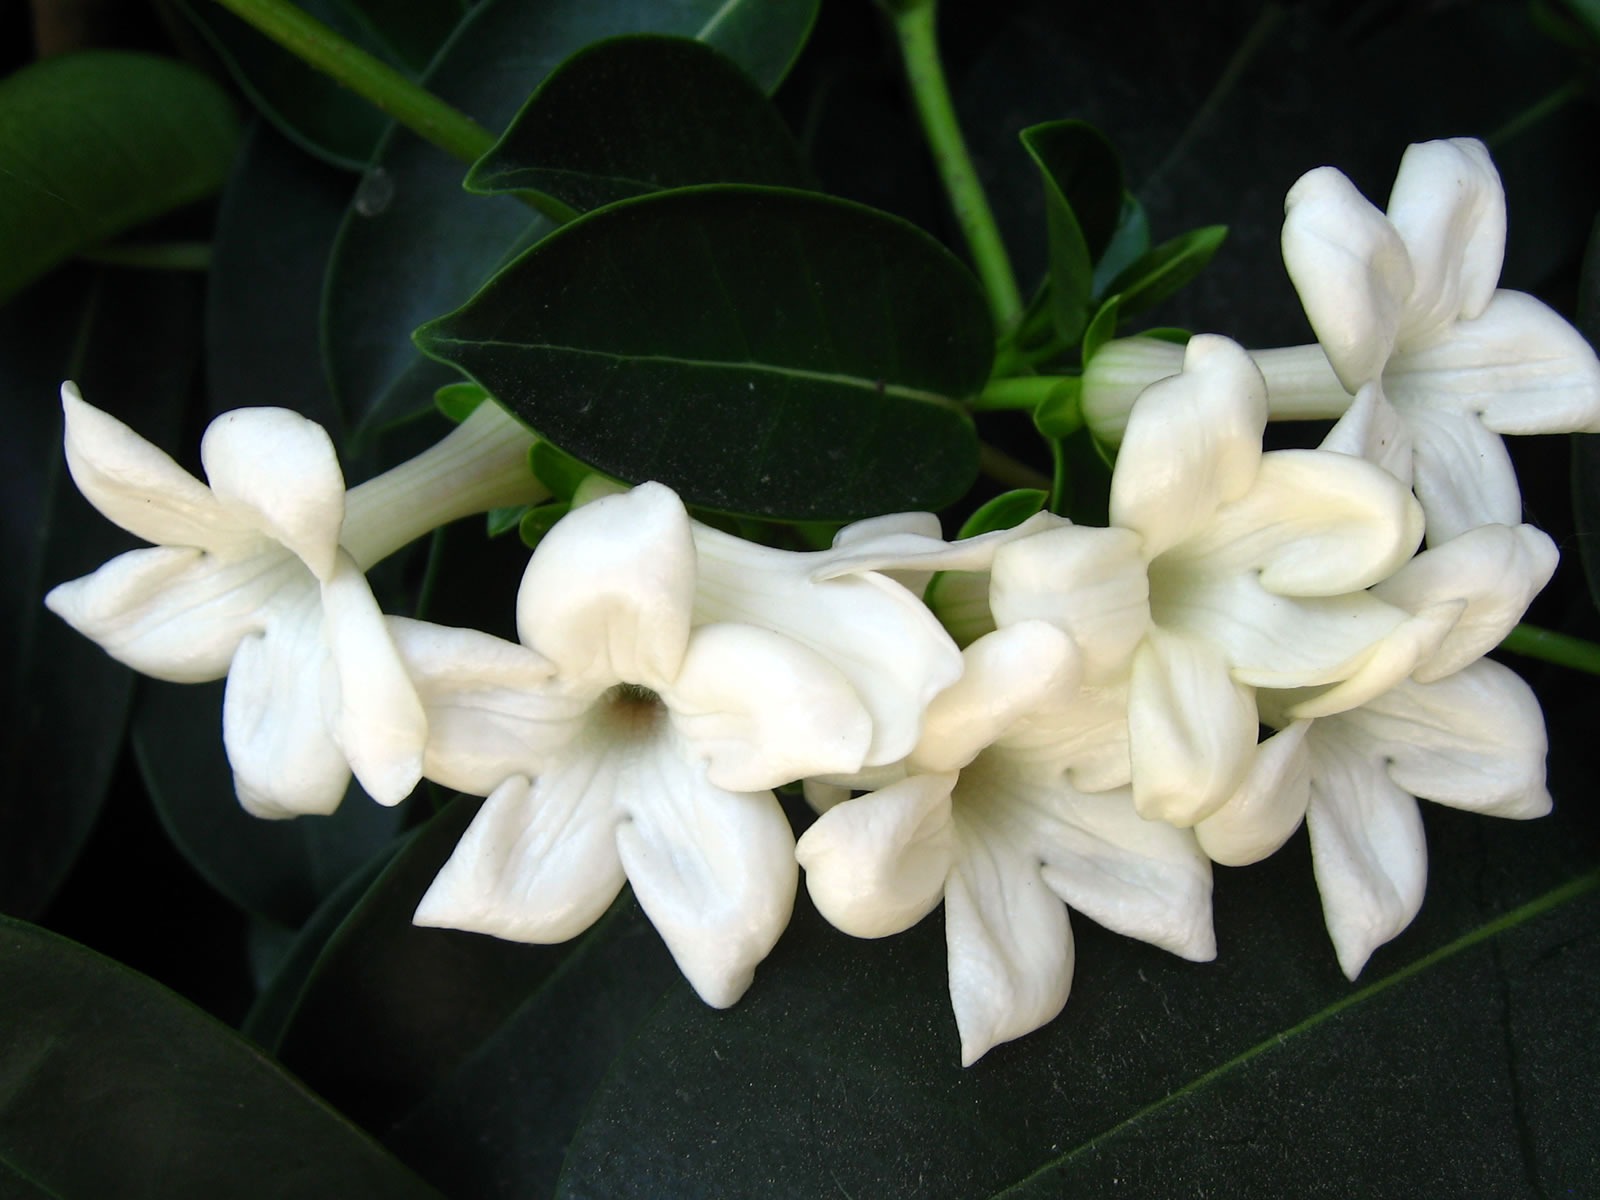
[417,185,986,520]
[957,489,1047,539]
[323,0,821,445]
[467,34,813,212]
[1105,224,1228,319]
[1019,121,1123,343]
[0,51,239,304]
[0,268,200,919]
[0,915,440,1197]
[1031,376,1084,438]
[1081,295,1120,364]
[176,0,463,169]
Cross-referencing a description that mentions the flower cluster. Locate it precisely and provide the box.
[46,138,1596,1064]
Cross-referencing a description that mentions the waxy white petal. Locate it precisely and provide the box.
[1000,680,1132,792]
[1319,382,1414,485]
[1403,406,1523,542]
[517,482,696,691]
[1111,335,1268,557]
[1385,138,1504,336]
[667,621,871,791]
[1195,721,1312,866]
[1281,166,1413,391]
[795,772,958,938]
[1279,601,1460,720]
[414,772,627,943]
[200,407,346,581]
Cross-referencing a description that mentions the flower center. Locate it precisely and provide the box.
[598,681,667,735]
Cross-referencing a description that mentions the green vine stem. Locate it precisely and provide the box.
[887,0,1025,337]
[208,0,495,165]
[1499,624,1600,677]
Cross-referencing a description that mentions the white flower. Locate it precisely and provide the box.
[395,481,907,1008]
[796,621,1214,1065]
[45,386,544,818]
[993,337,1425,826]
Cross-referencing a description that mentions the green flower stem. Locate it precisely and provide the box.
[972,376,1057,412]
[889,0,1024,335]
[207,0,495,165]
[78,241,213,270]
[1499,623,1600,677]
[978,442,1052,491]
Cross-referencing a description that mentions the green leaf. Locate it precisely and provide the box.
[0,268,202,918]
[467,34,813,212]
[1090,193,1150,298]
[0,915,441,1197]
[519,502,572,549]
[530,440,602,501]
[417,185,986,521]
[177,0,462,169]
[956,489,1047,539]
[434,380,490,423]
[1081,295,1120,364]
[1104,224,1228,319]
[1030,375,1083,439]
[1019,121,1123,342]
[323,0,821,444]
[0,51,240,304]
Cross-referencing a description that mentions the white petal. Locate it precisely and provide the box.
[794,772,958,938]
[1081,336,1188,444]
[59,383,249,553]
[1389,290,1600,435]
[319,552,426,806]
[945,814,1074,1066]
[990,525,1150,685]
[388,617,583,796]
[1281,166,1413,391]
[809,510,1067,582]
[1386,138,1504,335]
[1110,335,1268,557]
[1319,381,1414,485]
[692,524,962,766]
[516,482,696,691]
[1304,726,1428,979]
[45,546,297,682]
[665,622,871,791]
[199,407,346,581]
[1402,407,1523,542]
[1337,663,1551,818]
[912,622,1081,773]
[1279,601,1460,719]
[1373,523,1557,681]
[413,772,626,942]
[1127,627,1258,825]
[1001,680,1132,792]
[222,590,350,819]
[1195,722,1312,866]
[614,728,797,1008]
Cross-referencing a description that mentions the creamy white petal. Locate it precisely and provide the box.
[59,383,250,553]
[945,814,1074,1066]
[1081,336,1188,443]
[1388,289,1600,435]
[1319,382,1414,485]
[1403,406,1523,542]
[1127,627,1258,825]
[413,772,626,943]
[666,622,871,791]
[795,772,958,938]
[1000,679,1132,792]
[1280,601,1460,719]
[516,482,696,691]
[1386,138,1504,336]
[1304,726,1427,979]
[1336,662,1551,818]
[912,622,1081,773]
[1195,721,1312,866]
[1281,166,1413,391]
[990,525,1150,685]
[387,616,584,797]
[199,407,347,582]
[808,510,1066,582]
[1372,523,1557,681]
[222,590,350,819]
[46,545,302,683]
[614,728,797,1008]
[1110,335,1268,557]
[318,552,426,806]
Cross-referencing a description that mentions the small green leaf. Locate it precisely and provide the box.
[1081,295,1121,364]
[1105,224,1228,318]
[434,381,490,423]
[530,440,603,501]
[1139,326,1193,345]
[416,185,987,521]
[1019,121,1123,343]
[957,489,1047,539]
[467,35,813,212]
[0,51,240,304]
[0,916,440,1196]
[1090,193,1150,298]
[1031,376,1084,438]
[519,502,573,549]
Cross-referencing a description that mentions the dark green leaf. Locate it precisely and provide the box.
[1104,224,1228,319]
[176,0,462,169]
[1090,193,1150,298]
[1081,295,1120,364]
[1020,121,1123,342]
[956,489,1047,539]
[1031,375,1083,438]
[0,915,440,1198]
[416,185,986,520]
[0,51,239,304]
[467,35,813,212]
[486,504,531,537]
[0,268,201,919]
[322,0,820,444]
